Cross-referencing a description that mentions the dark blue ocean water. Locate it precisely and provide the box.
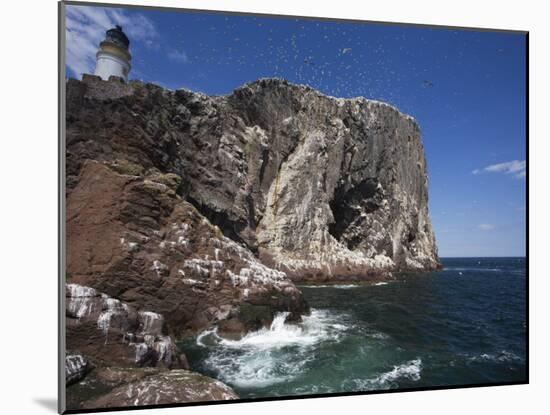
[187,257,527,398]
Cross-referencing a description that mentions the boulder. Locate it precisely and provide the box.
[65,354,91,385]
[81,370,238,408]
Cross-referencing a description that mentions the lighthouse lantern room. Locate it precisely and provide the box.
[94,25,131,82]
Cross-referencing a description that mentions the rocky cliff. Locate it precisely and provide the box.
[65,283,238,409]
[65,74,439,407]
[67,75,439,285]
[67,160,306,338]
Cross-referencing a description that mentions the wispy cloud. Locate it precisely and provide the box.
[65,5,158,78]
[167,49,189,64]
[478,224,496,231]
[472,160,526,179]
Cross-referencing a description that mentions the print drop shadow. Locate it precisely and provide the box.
[34,398,57,412]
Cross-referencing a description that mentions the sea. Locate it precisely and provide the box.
[184,257,527,398]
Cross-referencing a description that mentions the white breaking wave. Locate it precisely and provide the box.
[301,282,393,288]
[196,309,349,387]
[366,331,390,340]
[299,284,360,289]
[442,267,501,272]
[349,359,423,391]
[196,327,217,347]
[376,359,423,384]
[467,351,523,363]
[212,310,348,349]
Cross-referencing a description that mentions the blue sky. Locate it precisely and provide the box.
[65,4,527,257]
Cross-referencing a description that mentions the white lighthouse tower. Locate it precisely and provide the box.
[94,25,131,82]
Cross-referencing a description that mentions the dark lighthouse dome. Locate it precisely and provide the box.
[105,25,130,49]
[94,24,131,82]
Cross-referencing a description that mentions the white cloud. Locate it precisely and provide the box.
[515,169,526,179]
[472,160,526,179]
[109,9,158,43]
[65,5,158,78]
[485,160,525,175]
[478,224,496,231]
[167,49,189,64]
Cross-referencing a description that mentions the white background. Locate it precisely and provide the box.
[1,0,547,413]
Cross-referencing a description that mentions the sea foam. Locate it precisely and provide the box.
[348,359,423,391]
[299,284,360,289]
[196,309,348,387]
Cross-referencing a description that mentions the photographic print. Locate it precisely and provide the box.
[60,1,527,412]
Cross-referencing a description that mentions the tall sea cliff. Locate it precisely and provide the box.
[64,75,439,408]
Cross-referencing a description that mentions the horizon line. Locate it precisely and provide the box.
[439,255,526,259]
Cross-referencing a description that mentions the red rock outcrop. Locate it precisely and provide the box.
[67,161,308,338]
[66,283,184,369]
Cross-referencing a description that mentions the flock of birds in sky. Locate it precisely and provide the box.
[130,14,460,106]
[94,8,525,255]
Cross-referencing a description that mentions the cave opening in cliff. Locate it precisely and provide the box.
[328,178,380,249]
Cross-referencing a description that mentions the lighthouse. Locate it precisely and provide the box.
[94,25,131,82]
